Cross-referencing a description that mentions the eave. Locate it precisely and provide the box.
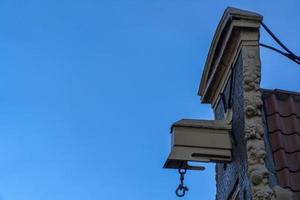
[198,7,262,106]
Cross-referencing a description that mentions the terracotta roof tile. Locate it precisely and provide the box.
[269,131,300,153]
[276,168,300,191]
[266,114,300,134]
[272,150,300,172]
[262,89,300,199]
[264,91,300,118]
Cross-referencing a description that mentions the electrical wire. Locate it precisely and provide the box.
[259,43,300,65]
[260,22,300,65]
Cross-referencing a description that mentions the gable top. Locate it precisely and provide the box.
[198,7,262,104]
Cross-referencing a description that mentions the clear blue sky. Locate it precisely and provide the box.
[0,1,299,200]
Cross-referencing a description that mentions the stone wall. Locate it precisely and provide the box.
[214,45,278,200]
[242,46,273,200]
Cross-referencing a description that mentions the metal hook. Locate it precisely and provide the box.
[175,165,188,197]
[176,184,189,197]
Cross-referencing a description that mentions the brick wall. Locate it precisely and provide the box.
[214,53,252,200]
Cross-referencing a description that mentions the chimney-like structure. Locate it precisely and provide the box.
[163,7,296,199]
[199,7,274,200]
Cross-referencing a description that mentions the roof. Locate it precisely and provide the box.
[198,7,262,104]
[262,89,300,200]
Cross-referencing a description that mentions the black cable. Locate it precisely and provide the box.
[260,22,300,65]
[259,43,300,65]
[261,22,296,57]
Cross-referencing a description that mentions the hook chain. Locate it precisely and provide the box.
[175,167,189,197]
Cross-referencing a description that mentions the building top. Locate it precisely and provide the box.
[198,7,262,106]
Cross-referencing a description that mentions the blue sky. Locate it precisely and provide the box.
[0,1,299,200]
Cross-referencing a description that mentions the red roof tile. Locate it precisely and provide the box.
[272,150,300,172]
[267,114,300,134]
[262,89,300,199]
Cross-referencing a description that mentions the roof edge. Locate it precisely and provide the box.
[261,88,300,97]
[198,7,262,104]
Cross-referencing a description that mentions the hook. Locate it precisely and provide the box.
[175,165,188,197]
[176,184,189,197]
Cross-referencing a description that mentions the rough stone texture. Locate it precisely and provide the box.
[214,46,280,200]
[214,53,252,200]
[241,46,273,200]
